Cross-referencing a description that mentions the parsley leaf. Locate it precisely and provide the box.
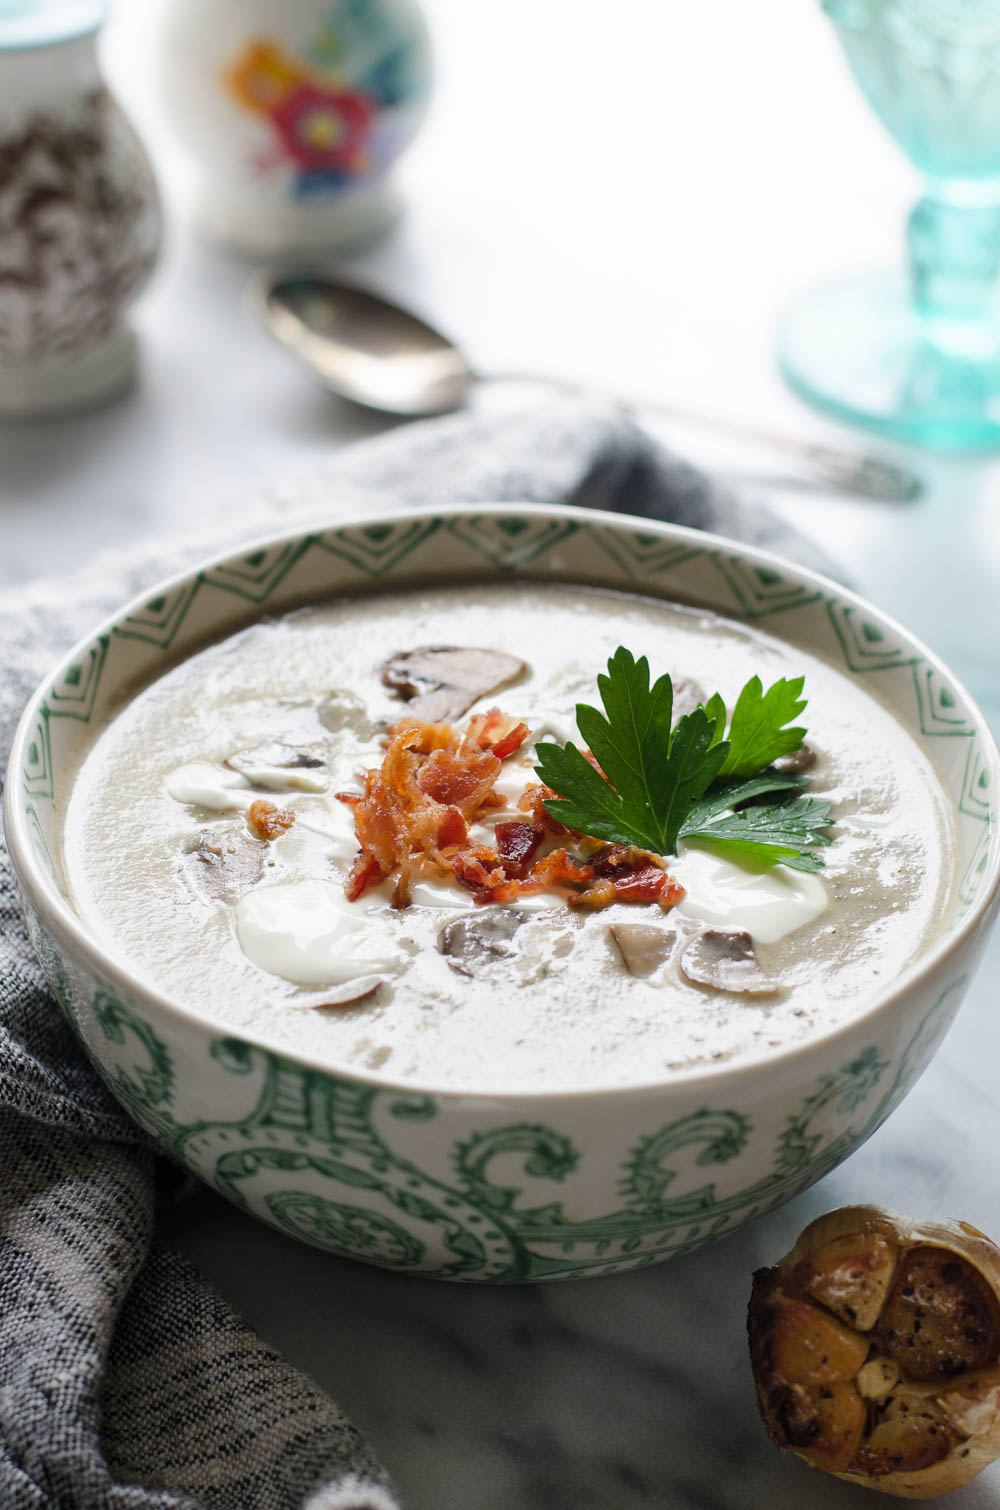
[534,648,727,855]
[680,794,833,873]
[711,675,807,778]
[533,649,832,871]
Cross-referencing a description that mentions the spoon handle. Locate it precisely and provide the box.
[646,404,921,503]
[483,373,921,504]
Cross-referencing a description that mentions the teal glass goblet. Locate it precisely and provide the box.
[780,0,1000,449]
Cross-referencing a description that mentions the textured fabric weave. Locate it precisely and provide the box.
[0,398,835,1509]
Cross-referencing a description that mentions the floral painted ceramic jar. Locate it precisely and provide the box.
[159,0,433,255]
[0,0,160,416]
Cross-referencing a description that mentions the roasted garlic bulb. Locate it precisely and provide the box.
[748,1205,1000,1498]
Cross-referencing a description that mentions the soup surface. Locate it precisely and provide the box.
[61,582,955,1091]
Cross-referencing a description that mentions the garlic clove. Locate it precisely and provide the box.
[765,1294,870,1385]
[857,1357,901,1403]
[858,1392,956,1477]
[789,1227,898,1331]
[874,1244,1000,1381]
[748,1204,1000,1498]
[776,1378,867,1474]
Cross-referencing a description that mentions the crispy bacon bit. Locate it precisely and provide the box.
[531,848,595,888]
[569,878,619,910]
[247,799,296,841]
[494,821,545,878]
[465,707,531,760]
[517,781,573,837]
[346,853,383,902]
[570,845,685,911]
[615,867,684,906]
[491,723,531,760]
[417,747,502,814]
[437,805,468,848]
[449,845,512,903]
[591,843,648,876]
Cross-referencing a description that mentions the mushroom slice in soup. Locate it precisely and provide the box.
[774,742,817,775]
[439,909,525,976]
[609,924,676,977]
[225,740,328,792]
[670,677,707,719]
[182,826,265,904]
[317,688,373,737]
[302,976,384,1009]
[381,645,526,723]
[679,929,776,995]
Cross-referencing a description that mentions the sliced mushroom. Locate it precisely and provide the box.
[609,924,676,978]
[680,929,776,995]
[671,677,707,720]
[748,1205,1000,1497]
[182,827,265,904]
[225,740,328,792]
[774,742,816,775]
[381,646,526,724]
[439,910,525,976]
[317,688,372,737]
[302,976,384,1009]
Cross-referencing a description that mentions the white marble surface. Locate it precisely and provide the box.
[5,2,1000,1506]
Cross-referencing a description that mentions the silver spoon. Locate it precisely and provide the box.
[254,272,921,504]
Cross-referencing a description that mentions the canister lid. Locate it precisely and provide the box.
[0,0,105,49]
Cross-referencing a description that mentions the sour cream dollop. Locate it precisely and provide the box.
[235,879,397,986]
[673,843,828,943]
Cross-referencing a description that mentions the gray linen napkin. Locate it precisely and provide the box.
[0,398,836,1510]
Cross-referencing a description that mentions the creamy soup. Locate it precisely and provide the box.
[61,582,955,1091]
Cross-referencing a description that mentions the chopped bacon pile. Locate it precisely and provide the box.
[340,708,684,914]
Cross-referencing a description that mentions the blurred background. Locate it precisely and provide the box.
[3,0,943,583]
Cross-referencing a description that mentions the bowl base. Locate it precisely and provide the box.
[779,270,1000,451]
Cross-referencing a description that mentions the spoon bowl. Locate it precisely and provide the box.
[258,274,475,417]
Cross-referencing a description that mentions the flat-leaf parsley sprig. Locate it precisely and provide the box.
[533,647,833,874]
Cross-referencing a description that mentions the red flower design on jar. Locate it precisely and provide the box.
[270,84,374,173]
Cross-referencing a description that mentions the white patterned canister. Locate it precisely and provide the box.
[159,0,432,255]
[0,0,160,416]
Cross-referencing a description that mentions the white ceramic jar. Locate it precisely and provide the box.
[159,0,433,255]
[0,0,160,416]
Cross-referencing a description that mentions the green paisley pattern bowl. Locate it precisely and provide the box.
[5,504,999,1283]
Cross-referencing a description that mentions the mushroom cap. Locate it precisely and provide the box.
[680,929,776,995]
[381,645,526,723]
[182,826,265,904]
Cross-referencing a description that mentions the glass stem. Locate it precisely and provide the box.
[907,194,1000,352]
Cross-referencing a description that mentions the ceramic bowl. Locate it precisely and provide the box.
[5,504,999,1284]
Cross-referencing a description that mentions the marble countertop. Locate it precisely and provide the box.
[5,2,1000,1505]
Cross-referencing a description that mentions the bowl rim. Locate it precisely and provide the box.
[5,499,1000,1103]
